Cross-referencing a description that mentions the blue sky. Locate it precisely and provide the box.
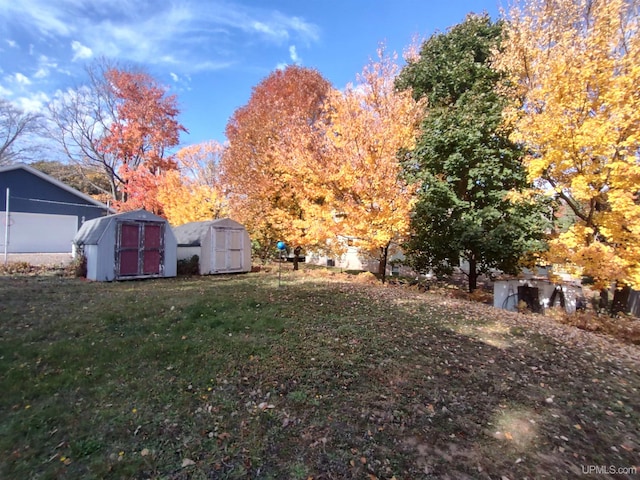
[0,0,502,149]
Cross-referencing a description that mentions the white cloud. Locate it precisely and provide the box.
[289,45,300,64]
[190,60,235,72]
[32,55,58,79]
[71,40,93,61]
[0,85,13,97]
[285,16,320,44]
[170,72,179,82]
[3,0,75,36]
[1,0,320,74]
[14,73,32,85]
[6,40,18,48]
[34,68,49,79]
[250,20,288,42]
[275,45,302,70]
[15,91,50,113]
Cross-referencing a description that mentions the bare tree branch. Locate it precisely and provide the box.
[0,99,44,165]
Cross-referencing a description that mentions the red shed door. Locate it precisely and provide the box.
[118,223,140,276]
[142,224,162,274]
[117,222,164,277]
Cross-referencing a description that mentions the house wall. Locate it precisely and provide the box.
[0,168,109,225]
[0,211,78,253]
[306,247,409,277]
[1,168,110,253]
[307,245,368,271]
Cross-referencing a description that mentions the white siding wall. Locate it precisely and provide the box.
[0,211,77,253]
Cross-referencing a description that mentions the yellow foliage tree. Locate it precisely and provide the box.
[157,141,227,226]
[319,47,426,280]
[496,0,640,288]
[220,66,333,260]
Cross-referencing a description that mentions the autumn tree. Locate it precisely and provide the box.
[47,59,185,209]
[397,14,550,292]
[220,66,332,260]
[321,47,425,282]
[157,141,228,225]
[496,0,640,288]
[98,68,185,213]
[0,99,43,165]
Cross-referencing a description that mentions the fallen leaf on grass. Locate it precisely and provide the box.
[182,458,195,468]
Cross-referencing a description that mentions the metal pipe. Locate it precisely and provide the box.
[4,188,9,265]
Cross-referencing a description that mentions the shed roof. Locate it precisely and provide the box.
[74,209,168,246]
[173,218,246,246]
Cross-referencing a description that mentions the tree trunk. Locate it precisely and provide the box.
[468,255,478,293]
[293,246,302,271]
[379,243,390,284]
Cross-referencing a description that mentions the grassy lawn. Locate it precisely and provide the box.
[1,267,639,479]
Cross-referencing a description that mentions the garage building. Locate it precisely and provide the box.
[0,163,113,253]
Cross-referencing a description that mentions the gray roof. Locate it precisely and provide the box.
[173,218,245,246]
[74,209,168,245]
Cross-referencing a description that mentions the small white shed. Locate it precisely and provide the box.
[173,218,251,275]
[73,209,177,281]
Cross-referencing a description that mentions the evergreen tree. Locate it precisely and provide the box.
[397,14,550,292]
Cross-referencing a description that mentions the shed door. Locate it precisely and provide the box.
[228,229,243,271]
[211,227,244,272]
[117,221,164,277]
[142,224,162,275]
[118,223,140,276]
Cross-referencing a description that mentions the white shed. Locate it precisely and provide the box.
[73,209,177,281]
[173,218,251,275]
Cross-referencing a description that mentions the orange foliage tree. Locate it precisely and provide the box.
[157,141,228,225]
[220,66,332,259]
[496,0,640,288]
[97,68,186,214]
[320,48,426,280]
